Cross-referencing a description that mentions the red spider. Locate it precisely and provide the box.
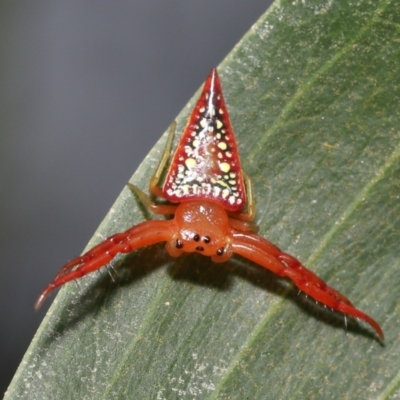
[36,68,384,339]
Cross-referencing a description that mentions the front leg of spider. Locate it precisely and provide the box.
[36,68,384,340]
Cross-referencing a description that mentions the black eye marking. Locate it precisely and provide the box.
[195,246,204,252]
[176,239,183,249]
[203,236,211,244]
[216,247,224,256]
[193,234,200,242]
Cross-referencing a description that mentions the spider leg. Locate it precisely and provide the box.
[105,264,118,283]
[148,121,176,198]
[228,171,256,223]
[231,230,384,339]
[53,222,164,281]
[127,183,177,215]
[35,219,175,309]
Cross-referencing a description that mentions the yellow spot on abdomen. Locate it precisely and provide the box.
[219,162,231,173]
[218,142,227,150]
[185,158,196,170]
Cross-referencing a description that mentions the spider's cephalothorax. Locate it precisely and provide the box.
[36,68,384,340]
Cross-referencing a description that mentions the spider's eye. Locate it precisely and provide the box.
[176,239,183,249]
[193,234,200,242]
[203,236,211,244]
[216,247,224,256]
[195,246,204,252]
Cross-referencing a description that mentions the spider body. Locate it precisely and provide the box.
[36,68,383,339]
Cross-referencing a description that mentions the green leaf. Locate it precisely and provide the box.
[6,1,400,399]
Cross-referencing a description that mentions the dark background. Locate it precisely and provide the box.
[0,1,273,393]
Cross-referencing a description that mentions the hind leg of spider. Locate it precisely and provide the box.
[148,121,177,198]
[229,171,256,222]
[127,183,177,215]
[228,171,259,233]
